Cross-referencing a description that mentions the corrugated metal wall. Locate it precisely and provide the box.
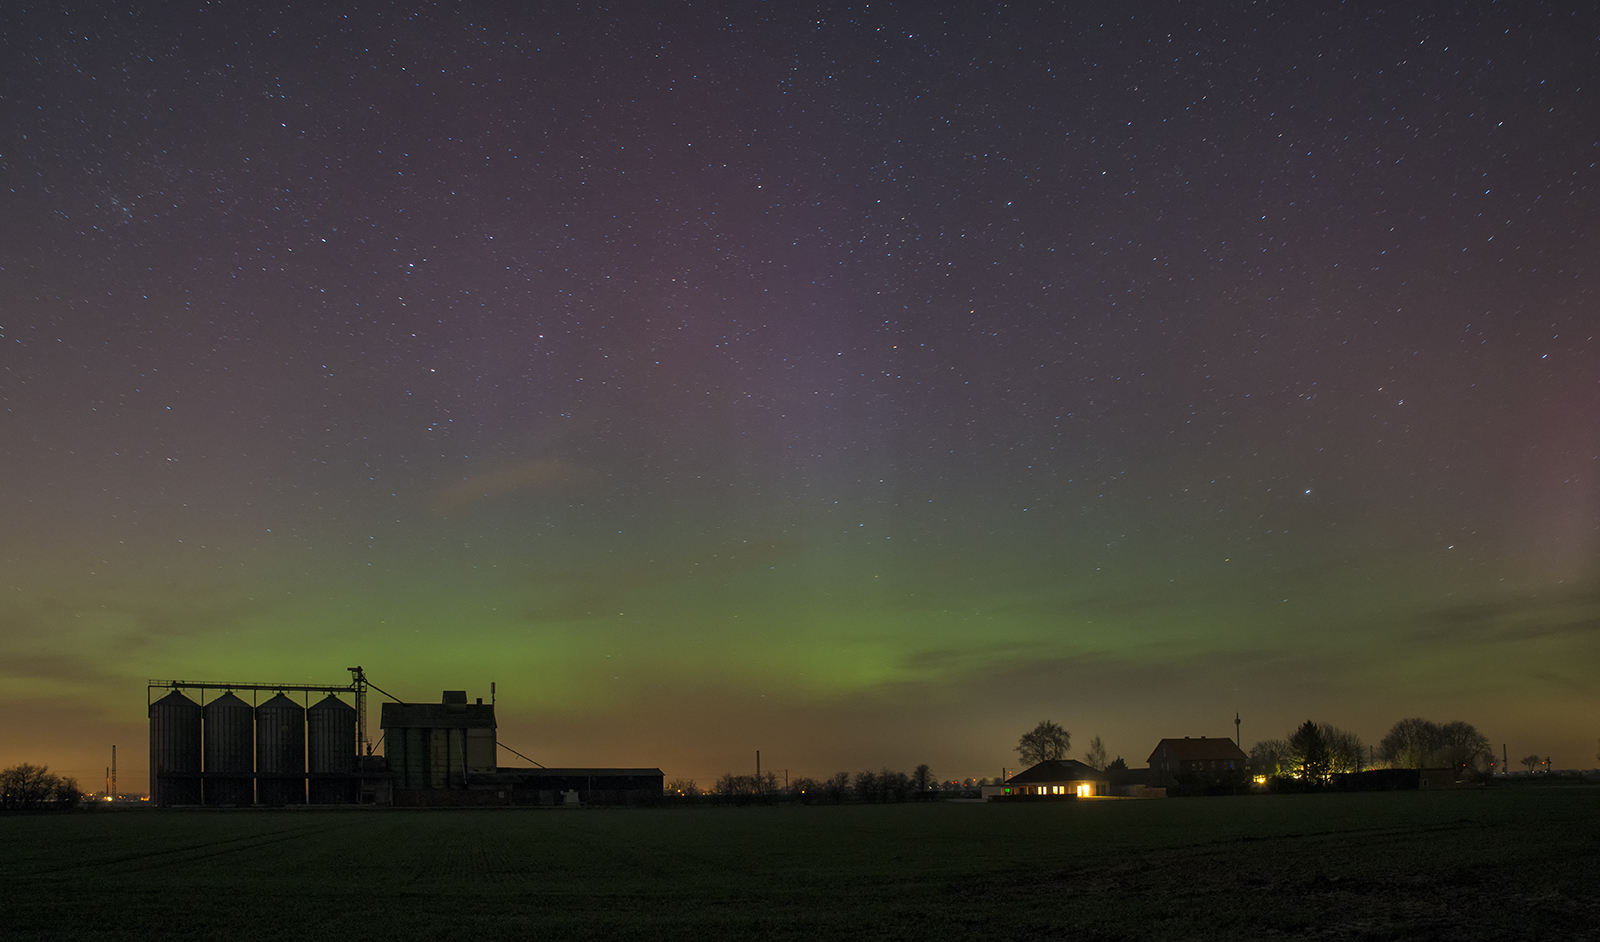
[307,694,357,804]
[428,728,465,788]
[202,692,254,806]
[149,691,202,806]
[255,694,306,805]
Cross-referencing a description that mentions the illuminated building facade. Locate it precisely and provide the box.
[991,759,1109,799]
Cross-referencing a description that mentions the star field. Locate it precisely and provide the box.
[2,3,1597,785]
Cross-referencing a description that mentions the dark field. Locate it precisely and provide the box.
[5,787,1599,940]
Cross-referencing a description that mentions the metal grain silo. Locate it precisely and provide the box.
[307,693,357,804]
[255,693,306,805]
[149,690,202,806]
[203,691,254,806]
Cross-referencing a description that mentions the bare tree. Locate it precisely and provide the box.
[879,768,911,802]
[824,771,851,803]
[1521,753,1541,773]
[1379,718,1442,768]
[911,763,935,798]
[1017,720,1071,765]
[1379,718,1490,770]
[1319,724,1366,774]
[1082,735,1107,771]
[1249,739,1292,778]
[1435,721,1491,773]
[852,769,879,802]
[714,772,753,799]
[665,778,700,798]
[790,776,822,803]
[0,764,79,811]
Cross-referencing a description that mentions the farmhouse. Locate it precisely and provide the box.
[1147,736,1248,787]
[991,759,1110,798]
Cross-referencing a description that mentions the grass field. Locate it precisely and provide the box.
[5,787,1598,940]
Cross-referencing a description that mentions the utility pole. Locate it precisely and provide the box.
[111,744,116,799]
[1234,712,1241,747]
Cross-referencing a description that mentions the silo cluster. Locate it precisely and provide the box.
[147,689,358,807]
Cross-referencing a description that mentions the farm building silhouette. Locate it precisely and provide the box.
[148,669,661,807]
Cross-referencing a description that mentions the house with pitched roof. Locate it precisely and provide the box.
[988,759,1111,798]
[1147,736,1248,787]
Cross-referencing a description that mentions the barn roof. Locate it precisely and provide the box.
[1148,737,1247,762]
[1008,759,1107,784]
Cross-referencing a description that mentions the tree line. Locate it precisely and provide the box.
[673,763,958,805]
[1009,715,1512,790]
[668,712,1554,806]
[1,764,83,811]
[1250,717,1495,786]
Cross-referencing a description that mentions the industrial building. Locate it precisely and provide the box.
[382,691,498,790]
[148,670,662,807]
[380,689,663,806]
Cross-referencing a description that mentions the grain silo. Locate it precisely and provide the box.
[203,691,255,806]
[306,693,356,804]
[255,693,306,805]
[149,690,202,806]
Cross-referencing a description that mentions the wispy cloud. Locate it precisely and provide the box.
[1414,583,1600,643]
[435,459,587,515]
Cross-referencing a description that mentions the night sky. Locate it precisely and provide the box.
[3,3,1597,789]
